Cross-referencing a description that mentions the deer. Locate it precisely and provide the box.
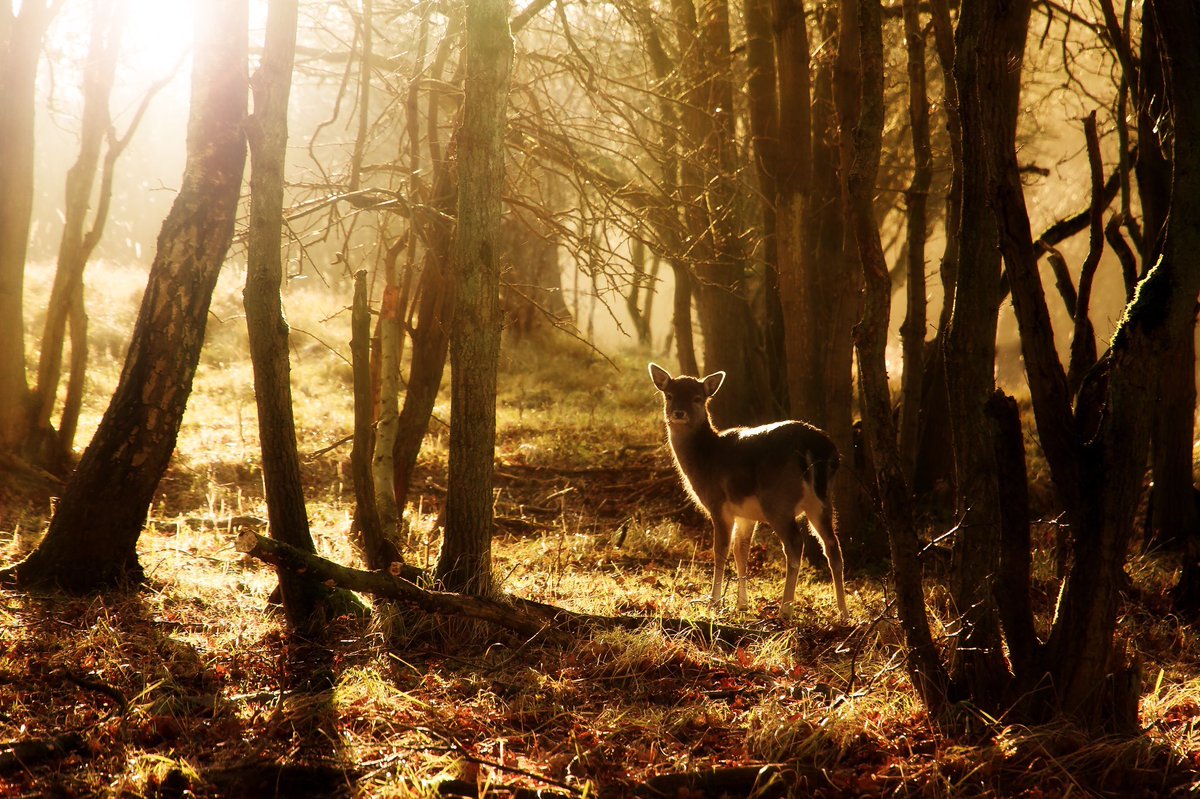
[648,363,848,620]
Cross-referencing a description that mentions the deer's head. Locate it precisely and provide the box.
[648,363,724,431]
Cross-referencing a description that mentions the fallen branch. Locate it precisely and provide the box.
[0,733,84,773]
[626,764,797,798]
[434,778,574,799]
[236,533,774,646]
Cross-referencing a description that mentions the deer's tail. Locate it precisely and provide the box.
[813,450,839,503]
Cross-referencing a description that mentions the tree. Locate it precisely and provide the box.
[3,0,248,590]
[437,0,514,596]
[849,0,949,715]
[33,0,162,472]
[244,0,333,630]
[0,1,61,458]
[940,0,1025,704]
[848,0,1200,734]
[688,0,769,427]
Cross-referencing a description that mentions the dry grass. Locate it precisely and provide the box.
[3,261,1200,797]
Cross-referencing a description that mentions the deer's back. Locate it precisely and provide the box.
[674,420,838,515]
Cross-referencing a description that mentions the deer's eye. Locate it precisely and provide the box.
[692,396,703,404]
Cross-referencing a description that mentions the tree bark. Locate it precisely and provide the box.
[5,0,248,591]
[244,0,330,631]
[391,12,457,526]
[912,0,961,500]
[775,2,865,558]
[1138,7,1199,555]
[438,0,514,596]
[0,2,59,454]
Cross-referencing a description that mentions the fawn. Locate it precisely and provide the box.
[649,363,848,620]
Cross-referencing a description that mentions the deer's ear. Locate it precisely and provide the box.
[648,363,672,391]
[702,371,726,397]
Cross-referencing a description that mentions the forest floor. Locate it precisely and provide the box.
[3,262,1200,798]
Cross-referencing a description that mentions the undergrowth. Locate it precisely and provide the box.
[2,261,1199,797]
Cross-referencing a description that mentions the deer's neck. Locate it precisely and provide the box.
[668,418,720,471]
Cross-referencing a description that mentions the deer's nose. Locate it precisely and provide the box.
[671,409,688,421]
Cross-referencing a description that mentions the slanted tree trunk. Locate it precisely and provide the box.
[4,0,248,591]
[244,0,331,631]
[0,2,59,456]
[391,9,458,527]
[437,0,513,596]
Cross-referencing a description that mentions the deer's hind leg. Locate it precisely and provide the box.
[764,510,808,620]
[804,496,848,619]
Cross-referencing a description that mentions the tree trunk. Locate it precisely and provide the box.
[1044,0,1200,727]
[849,0,949,716]
[1143,3,1200,616]
[32,0,122,473]
[942,0,1028,708]
[350,270,394,570]
[0,3,59,455]
[692,0,766,427]
[438,0,513,597]
[244,0,330,631]
[912,0,961,500]
[743,0,788,415]
[391,10,457,528]
[1137,7,1199,554]
[898,0,930,483]
[5,0,248,591]
[775,2,866,558]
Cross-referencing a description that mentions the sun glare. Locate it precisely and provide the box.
[119,0,195,79]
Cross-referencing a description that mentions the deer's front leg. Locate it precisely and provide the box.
[710,511,733,609]
[731,517,754,612]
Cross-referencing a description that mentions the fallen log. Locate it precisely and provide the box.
[237,531,567,642]
[237,532,783,646]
